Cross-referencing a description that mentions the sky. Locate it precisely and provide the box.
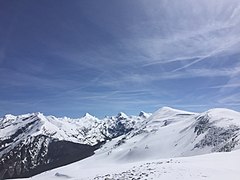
[0,0,240,118]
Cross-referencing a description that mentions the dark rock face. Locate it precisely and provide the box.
[0,135,97,179]
[193,115,240,152]
[107,120,133,138]
[0,119,40,152]
[194,115,212,136]
[194,126,240,152]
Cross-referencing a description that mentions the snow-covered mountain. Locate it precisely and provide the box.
[97,107,240,163]
[0,112,146,179]
[1,107,240,179]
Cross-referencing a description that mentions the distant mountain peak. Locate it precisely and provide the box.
[139,111,151,118]
[116,112,128,119]
[3,114,16,119]
[82,113,95,118]
[34,112,46,118]
[139,111,145,116]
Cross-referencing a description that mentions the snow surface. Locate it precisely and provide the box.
[18,149,240,180]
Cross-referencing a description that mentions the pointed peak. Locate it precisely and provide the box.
[116,112,128,119]
[139,111,146,116]
[82,113,95,118]
[139,111,151,118]
[3,114,16,119]
[32,112,47,120]
[34,112,44,116]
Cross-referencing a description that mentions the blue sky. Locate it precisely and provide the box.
[0,0,240,117]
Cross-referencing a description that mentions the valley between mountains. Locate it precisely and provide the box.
[0,107,240,180]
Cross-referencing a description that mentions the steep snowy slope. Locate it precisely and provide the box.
[0,112,145,179]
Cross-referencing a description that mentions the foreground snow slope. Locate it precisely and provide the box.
[20,149,240,180]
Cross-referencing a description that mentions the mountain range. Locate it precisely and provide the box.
[0,107,240,179]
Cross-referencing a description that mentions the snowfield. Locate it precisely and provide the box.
[19,149,240,180]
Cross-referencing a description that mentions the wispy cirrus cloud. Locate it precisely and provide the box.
[124,0,240,72]
[209,83,240,89]
[99,67,240,89]
[218,92,240,104]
